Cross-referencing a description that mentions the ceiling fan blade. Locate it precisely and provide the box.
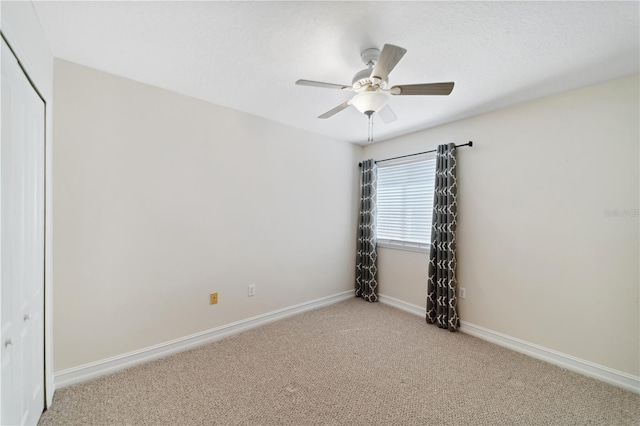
[370,44,407,83]
[296,79,352,90]
[377,104,397,124]
[390,82,455,96]
[318,100,351,119]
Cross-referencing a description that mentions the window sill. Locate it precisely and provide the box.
[377,240,430,254]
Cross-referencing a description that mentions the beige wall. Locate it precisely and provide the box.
[51,58,640,377]
[53,60,360,371]
[364,74,639,376]
[1,0,55,405]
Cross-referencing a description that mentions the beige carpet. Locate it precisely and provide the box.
[40,299,639,425]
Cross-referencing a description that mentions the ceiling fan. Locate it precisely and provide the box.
[296,44,454,128]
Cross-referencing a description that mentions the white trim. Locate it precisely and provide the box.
[378,293,639,394]
[378,293,425,317]
[377,240,430,254]
[54,290,355,389]
[459,321,640,393]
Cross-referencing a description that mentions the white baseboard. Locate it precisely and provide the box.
[378,293,425,317]
[54,290,355,389]
[378,293,639,394]
[459,321,640,393]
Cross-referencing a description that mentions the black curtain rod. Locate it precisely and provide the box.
[358,141,473,167]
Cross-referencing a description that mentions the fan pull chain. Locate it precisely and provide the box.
[367,113,374,143]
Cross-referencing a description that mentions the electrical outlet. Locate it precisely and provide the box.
[209,292,218,305]
[248,285,256,297]
[459,288,466,299]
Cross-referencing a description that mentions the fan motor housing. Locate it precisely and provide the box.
[352,47,388,91]
[352,68,388,91]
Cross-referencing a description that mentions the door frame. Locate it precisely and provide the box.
[0,30,48,410]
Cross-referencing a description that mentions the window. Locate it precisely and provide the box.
[376,158,436,251]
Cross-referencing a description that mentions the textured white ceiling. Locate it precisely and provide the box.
[33,1,639,145]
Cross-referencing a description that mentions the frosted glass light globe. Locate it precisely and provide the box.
[350,92,388,114]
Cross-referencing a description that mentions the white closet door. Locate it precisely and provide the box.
[0,38,46,426]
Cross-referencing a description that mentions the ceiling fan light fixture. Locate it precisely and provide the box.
[296,43,454,123]
[350,91,388,114]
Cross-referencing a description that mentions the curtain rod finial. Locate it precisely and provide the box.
[469,141,473,147]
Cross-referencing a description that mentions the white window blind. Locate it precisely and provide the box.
[377,158,436,248]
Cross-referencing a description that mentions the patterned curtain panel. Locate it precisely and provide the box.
[426,144,459,331]
[356,159,378,302]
